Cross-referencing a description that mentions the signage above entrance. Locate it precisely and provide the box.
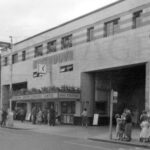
[12,93,58,101]
[59,92,80,99]
[12,92,80,101]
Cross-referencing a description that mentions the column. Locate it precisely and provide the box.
[145,62,150,111]
[26,102,31,115]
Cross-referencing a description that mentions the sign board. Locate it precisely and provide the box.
[25,113,31,121]
[93,114,99,125]
[38,64,47,74]
[113,91,118,97]
[113,91,118,103]
[12,93,58,101]
[58,92,80,99]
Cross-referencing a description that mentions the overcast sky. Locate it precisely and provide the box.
[0,0,118,43]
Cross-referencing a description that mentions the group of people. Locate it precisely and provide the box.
[139,110,150,142]
[31,106,56,126]
[115,109,132,141]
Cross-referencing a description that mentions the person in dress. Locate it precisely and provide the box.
[140,116,149,142]
[81,108,88,127]
[37,108,42,124]
[140,110,148,123]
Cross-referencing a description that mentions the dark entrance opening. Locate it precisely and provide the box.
[94,63,145,125]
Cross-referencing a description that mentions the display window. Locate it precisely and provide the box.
[61,101,75,114]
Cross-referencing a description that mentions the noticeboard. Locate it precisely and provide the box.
[93,114,99,125]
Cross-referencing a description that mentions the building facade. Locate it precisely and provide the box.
[1,0,150,125]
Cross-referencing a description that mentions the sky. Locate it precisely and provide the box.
[0,0,118,43]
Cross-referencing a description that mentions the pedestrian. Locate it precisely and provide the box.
[1,108,8,127]
[20,108,25,122]
[37,108,42,124]
[49,106,56,126]
[81,108,88,127]
[140,110,148,123]
[31,106,37,124]
[42,109,48,124]
[115,114,124,140]
[139,117,149,142]
[124,109,132,141]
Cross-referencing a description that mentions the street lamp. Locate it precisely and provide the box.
[9,36,13,112]
[0,41,11,109]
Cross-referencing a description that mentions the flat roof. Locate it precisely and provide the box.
[15,0,125,45]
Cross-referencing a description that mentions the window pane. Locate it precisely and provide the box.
[61,35,72,49]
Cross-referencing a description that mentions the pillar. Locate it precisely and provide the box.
[81,72,95,117]
[27,102,31,114]
[145,62,150,111]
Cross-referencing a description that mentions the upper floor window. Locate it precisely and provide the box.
[61,35,72,49]
[132,10,143,29]
[4,57,8,66]
[47,40,56,53]
[104,18,120,37]
[87,27,94,42]
[22,50,26,61]
[34,45,43,57]
[12,53,18,64]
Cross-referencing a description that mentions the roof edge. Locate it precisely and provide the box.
[15,0,125,45]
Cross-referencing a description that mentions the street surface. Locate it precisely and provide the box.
[0,127,148,150]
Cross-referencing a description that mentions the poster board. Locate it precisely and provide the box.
[93,114,99,125]
[25,113,31,121]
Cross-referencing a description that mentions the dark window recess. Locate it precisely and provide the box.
[61,101,75,114]
[12,53,18,64]
[4,57,8,66]
[87,27,94,42]
[34,45,43,57]
[47,40,56,53]
[60,64,73,73]
[22,50,26,61]
[61,35,72,49]
[132,10,143,29]
[104,18,120,37]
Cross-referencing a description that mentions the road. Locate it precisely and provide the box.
[0,127,147,150]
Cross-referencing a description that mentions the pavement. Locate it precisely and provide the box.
[11,121,150,149]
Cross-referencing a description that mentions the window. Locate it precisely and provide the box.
[132,10,143,29]
[87,27,94,42]
[22,50,26,61]
[12,53,18,64]
[61,35,72,49]
[104,18,120,37]
[34,45,43,57]
[61,101,75,114]
[4,57,8,66]
[60,64,73,73]
[47,40,56,53]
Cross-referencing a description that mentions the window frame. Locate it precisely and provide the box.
[34,45,43,58]
[132,10,143,29]
[12,53,18,64]
[4,57,8,66]
[22,50,26,61]
[61,34,72,50]
[47,40,57,53]
[87,27,94,42]
[104,18,120,37]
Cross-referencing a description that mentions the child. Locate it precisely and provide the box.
[140,119,149,142]
[115,114,124,140]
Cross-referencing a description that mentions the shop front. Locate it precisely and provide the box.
[12,92,80,124]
